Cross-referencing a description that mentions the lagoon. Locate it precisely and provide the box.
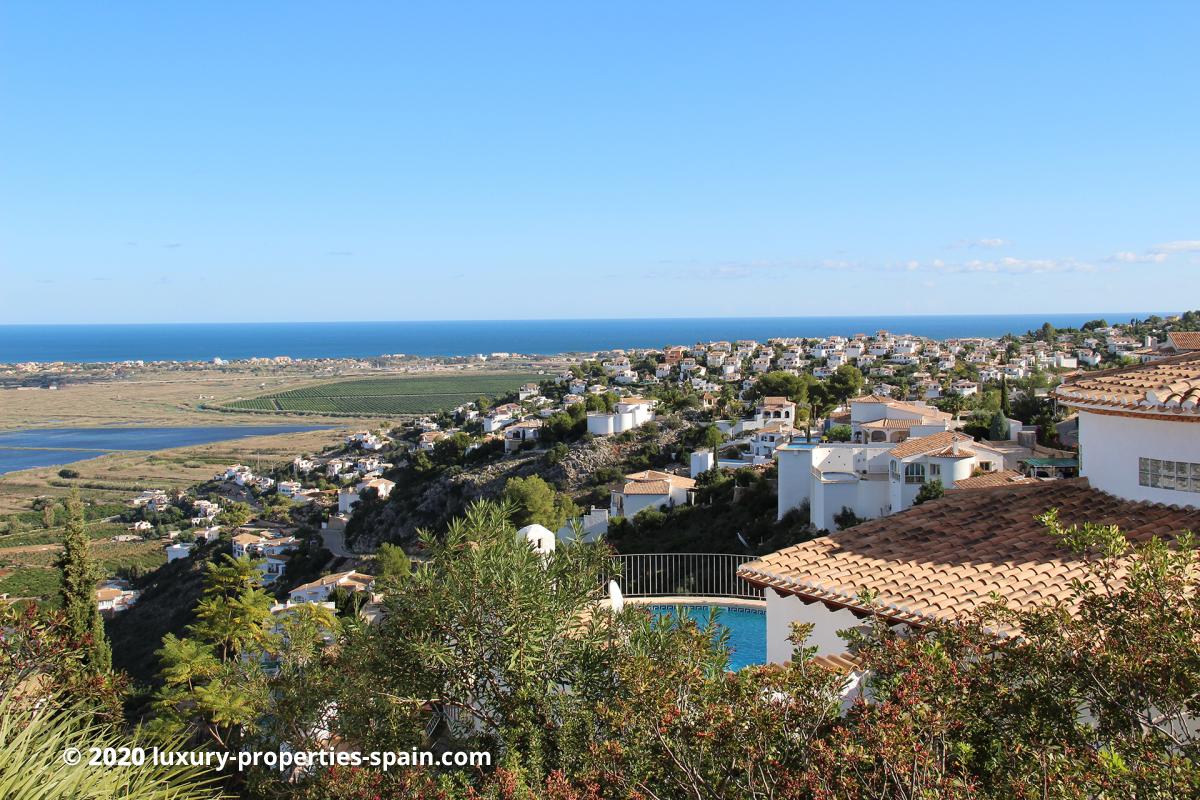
[0,425,333,476]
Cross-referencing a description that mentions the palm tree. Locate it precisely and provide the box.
[0,692,221,800]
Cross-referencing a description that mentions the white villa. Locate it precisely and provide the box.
[610,470,695,519]
[844,395,953,444]
[289,570,375,603]
[756,396,797,429]
[1051,351,1200,505]
[776,430,1018,532]
[96,582,140,617]
[338,477,395,513]
[504,419,543,452]
[741,353,1200,667]
[586,397,655,436]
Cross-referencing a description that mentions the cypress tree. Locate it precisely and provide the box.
[56,491,112,672]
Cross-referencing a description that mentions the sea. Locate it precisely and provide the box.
[0,314,1167,364]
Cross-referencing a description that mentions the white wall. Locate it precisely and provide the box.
[586,414,616,436]
[765,592,865,662]
[812,478,859,532]
[776,447,814,520]
[1078,411,1200,507]
[619,493,665,518]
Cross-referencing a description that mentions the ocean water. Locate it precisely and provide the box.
[0,425,333,475]
[0,313,1165,363]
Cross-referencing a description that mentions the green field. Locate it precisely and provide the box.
[218,373,542,416]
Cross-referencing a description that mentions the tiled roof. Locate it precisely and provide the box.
[621,480,672,495]
[292,570,374,593]
[811,652,862,674]
[738,479,1200,629]
[1167,331,1200,351]
[927,447,975,458]
[1051,351,1200,418]
[888,431,973,459]
[850,395,952,420]
[620,470,695,496]
[952,470,1036,490]
[859,418,914,430]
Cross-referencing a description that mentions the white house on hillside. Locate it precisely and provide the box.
[611,470,695,519]
[740,354,1200,668]
[756,396,797,429]
[776,430,1016,531]
[586,397,655,436]
[845,395,953,443]
[1052,351,1200,505]
[289,570,375,603]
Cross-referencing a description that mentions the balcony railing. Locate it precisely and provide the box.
[608,553,763,600]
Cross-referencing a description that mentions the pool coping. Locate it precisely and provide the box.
[602,595,766,611]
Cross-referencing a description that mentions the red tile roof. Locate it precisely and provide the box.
[951,470,1036,490]
[1167,331,1200,351]
[738,479,1200,629]
[888,431,973,459]
[1051,351,1200,418]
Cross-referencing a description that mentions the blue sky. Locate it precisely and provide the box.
[1,2,1197,324]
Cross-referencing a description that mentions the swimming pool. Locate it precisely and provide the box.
[647,604,767,671]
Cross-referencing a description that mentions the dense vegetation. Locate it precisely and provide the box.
[216,374,541,416]
[11,499,1194,799]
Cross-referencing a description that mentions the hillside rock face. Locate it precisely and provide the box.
[346,422,687,551]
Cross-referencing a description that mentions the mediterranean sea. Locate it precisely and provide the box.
[0,314,1169,364]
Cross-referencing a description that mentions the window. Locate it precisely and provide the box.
[929,463,941,477]
[904,463,926,484]
[1139,457,1200,493]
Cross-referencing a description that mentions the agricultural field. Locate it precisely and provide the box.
[0,535,166,604]
[218,373,542,416]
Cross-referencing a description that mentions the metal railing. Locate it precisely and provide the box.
[608,553,763,600]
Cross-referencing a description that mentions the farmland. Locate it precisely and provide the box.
[216,373,542,416]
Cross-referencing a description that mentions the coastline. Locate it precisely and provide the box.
[0,312,1169,364]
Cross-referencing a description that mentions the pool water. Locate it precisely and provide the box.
[647,604,767,671]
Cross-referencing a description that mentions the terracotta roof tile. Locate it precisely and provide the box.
[621,480,672,495]
[1051,351,1200,418]
[952,470,1036,490]
[1167,332,1200,351]
[859,418,914,430]
[738,478,1200,629]
[811,652,862,673]
[888,431,973,459]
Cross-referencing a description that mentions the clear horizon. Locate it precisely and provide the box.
[2,3,1196,323]
[0,310,1177,329]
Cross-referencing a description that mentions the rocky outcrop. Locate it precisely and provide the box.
[348,420,689,551]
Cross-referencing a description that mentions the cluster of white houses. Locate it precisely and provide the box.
[774,395,1034,531]
[740,350,1200,673]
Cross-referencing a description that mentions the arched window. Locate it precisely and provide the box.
[904,463,926,484]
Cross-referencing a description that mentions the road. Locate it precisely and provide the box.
[320,527,355,559]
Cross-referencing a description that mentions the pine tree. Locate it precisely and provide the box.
[56,491,112,672]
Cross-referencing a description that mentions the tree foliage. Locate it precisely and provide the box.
[54,491,110,673]
[913,478,945,505]
[502,475,579,531]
